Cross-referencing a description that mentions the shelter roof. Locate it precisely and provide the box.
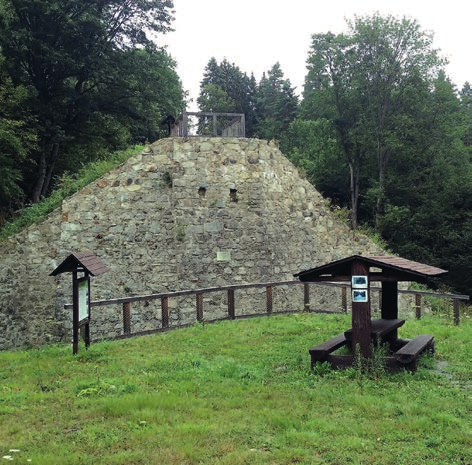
[50,251,109,277]
[294,255,447,283]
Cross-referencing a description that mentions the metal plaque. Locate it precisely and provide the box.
[217,251,231,262]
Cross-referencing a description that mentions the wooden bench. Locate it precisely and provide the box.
[394,334,434,371]
[309,333,348,369]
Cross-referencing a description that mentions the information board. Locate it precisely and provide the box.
[78,277,90,323]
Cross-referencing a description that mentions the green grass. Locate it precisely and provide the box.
[1,313,471,464]
[0,145,144,241]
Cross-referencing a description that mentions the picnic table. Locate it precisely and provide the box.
[344,318,405,346]
[295,255,447,372]
[308,318,433,371]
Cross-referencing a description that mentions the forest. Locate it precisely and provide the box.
[0,1,471,297]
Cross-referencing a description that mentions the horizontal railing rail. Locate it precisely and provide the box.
[170,112,246,138]
[65,280,469,341]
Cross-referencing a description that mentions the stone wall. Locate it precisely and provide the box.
[0,137,384,349]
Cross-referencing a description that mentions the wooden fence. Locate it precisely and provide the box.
[170,112,246,138]
[64,281,469,341]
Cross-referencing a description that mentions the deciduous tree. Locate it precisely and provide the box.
[0,0,181,203]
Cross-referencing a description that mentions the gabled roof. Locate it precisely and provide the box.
[294,255,447,283]
[50,251,109,277]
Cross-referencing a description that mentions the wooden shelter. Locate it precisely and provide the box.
[294,255,447,370]
[50,251,109,354]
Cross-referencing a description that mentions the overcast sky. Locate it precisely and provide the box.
[161,0,471,110]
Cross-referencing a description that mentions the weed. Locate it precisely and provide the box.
[312,361,332,377]
[352,341,387,381]
[175,224,186,241]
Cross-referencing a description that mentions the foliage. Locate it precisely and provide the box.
[254,63,298,140]
[197,58,257,136]
[281,12,472,296]
[197,58,298,140]
[299,14,445,228]
[0,313,471,464]
[0,0,183,208]
[0,56,37,212]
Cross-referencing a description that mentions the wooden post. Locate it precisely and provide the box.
[266,286,273,314]
[196,292,203,322]
[183,113,188,137]
[415,294,422,320]
[304,283,310,312]
[351,260,372,359]
[83,323,90,349]
[453,299,460,326]
[212,114,217,136]
[161,297,169,328]
[228,289,235,320]
[72,271,79,355]
[381,281,398,319]
[123,302,131,335]
[341,286,347,313]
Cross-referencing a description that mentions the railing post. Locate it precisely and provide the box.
[304,283,310,312]
[212,114,217,136]
[342,286,347,313]
[183,113,188,137]
[266,286,273,314]
[453,298,460,326]
[196,292,203,322]
[161,296,169,328]
[227,289,235,320]
[123,301,131,335]
[415,293,422,319]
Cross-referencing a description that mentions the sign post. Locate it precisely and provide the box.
[50,251,109,355]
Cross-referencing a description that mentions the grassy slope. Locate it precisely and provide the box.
[1,313,471,465]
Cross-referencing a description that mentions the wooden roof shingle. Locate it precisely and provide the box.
[50,251,109,277]
[294,254,447,283]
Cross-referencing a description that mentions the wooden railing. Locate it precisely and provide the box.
[65,281,468,340]
[170,112,246,138]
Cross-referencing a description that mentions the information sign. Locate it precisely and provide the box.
[78,277,90,323]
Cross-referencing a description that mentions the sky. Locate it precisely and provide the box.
[160,0,471,110]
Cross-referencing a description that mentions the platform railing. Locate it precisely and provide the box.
[170,112,245,138]
[64,281,469,341]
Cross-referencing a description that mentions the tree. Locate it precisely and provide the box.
[255,63,298,140]
[0,0,181,203]
[459,82,472,149]
[350,14,444,227]
[0,55,37,214]
[301,14,445,228]
[281,119,348,204]
[197,58,257,136]
[302,32,367,228]
[378,72,472,291]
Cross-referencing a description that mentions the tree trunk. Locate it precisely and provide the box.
[349,157,361,230]
[40,143,60,198]
[375,181,385,231]
[375,148,388,231]
[32,142,47,204]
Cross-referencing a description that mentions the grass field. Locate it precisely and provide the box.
[1,312,471,464]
